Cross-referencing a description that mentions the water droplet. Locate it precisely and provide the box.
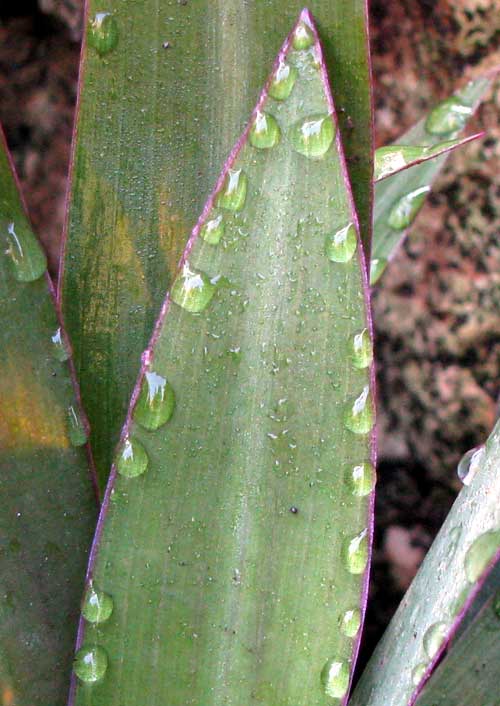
[82,582,114,624]
[88,12,119,56]
[350,462,376,497]
[200,214,224,245]
[249,111,281,150]
[268,61,297,101]
[116,437,149,478]
[67,405,88,446]
[320,659,350,699]
[217,169,248,212]
[325,222,357,263]
[369,257,387,285]
[73,645,108,683]
[388,186,430,230]
[464,529,500,583]
[51,327,70,362]
[423,621,448,659]
[5,222,47,282]
[293,20,314,51]
[351,328,372,369]
[133,371,175,431]
[340,608,361,637]
[457,445,485,486]
[412,662,427,686]
[344,386,374,435]
[290,114,335,159]
[425,97,473,136]
[171,262,219,313]
[342,528,369,575]
[451,586,469,616]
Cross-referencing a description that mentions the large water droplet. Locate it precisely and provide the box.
[133,371,175,431]
[325,222,357,263]
[51,327,71,362]
[464,529,500,583]
[292,20,314,50]
[88,12,119,56]
[350,462,376,497]
[351,328,372,369]
[290,115,335,159]
[423,621,448,659]
[82,582,114,624]
[74,645,108,683]
[342,529,369,575]
[5,222,47,282]
[217,169,248,212]
[67,405,88,446]
[425,97,473,137]
[388,186,430,231]
[171,262,219,313]
[457,445,485,486]
[200,214,224,245]
[268,61,298,101]
[249,111,281,150]
[344,386,374,435]
[340,608,361,638]
[320,659,350,699]
[116,437,149,478]
[369,257,387,285]
[412,662,427,686]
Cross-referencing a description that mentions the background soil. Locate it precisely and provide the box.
[1,0,499,673]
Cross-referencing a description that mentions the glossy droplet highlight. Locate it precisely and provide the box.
[326,223,357,263]
[51,327,70,362]
[351,328,372,369]
[116,437,149,478]
[67,405,88,446]
[340,608,361,638]
[200,214,224,245]
[343,529,369,575]
[320,659,350,699]
[82,583,114,624]
[350,462,376,497]
[464,529,500,583]
[290,115,335,159]
[293,20,314,50]
[74,645,108,683]
[412,662,427,686]
[423,621,448,659]
[171,262,219,313]
[249,111,281,149]
[5,222,47,282]
[88,12,119,56]
[457,445,485,486]
[217,169,248,212]
[268,61,297,101]
[344,386,374,435]
[388,186,430,231]
[369,257,387,285]
[425,97,473,136]
[133,371,175,431]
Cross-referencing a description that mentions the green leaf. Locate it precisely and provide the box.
[370,77,491,285]
[349,419,500,706]
[59,0,372,492]
[69,14,375,706]
[0,129,97,706]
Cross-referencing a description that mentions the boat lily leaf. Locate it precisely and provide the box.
[69,13,375,706]
[0,128,97,706]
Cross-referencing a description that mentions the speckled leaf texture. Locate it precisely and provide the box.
[69,14,375,706]
[0,130,97,706]
[59,0,372,493]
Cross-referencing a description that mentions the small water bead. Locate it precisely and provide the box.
[217,169,248,212]
[74,645,108,683]
[116,437,149,478]
[451,586,469,617]
[325,223,357,263]
[457,445,485,486]
[200,214,224,245]
[67,405,88,446]
[51,327,71,362]
[268,61,297,101]
[423,621,448,659]
[88,12,119,56]
[290,114,335,159]
[369,257,387,285]
[320,659,350,699]
[340,608,361,638]
[292,20,315,51]
[425,97,473,137]
[344,386,374,435]
[249,111,281,150]
[412,662,428,686]
[343,528,368,575]
[464,529,500,583]
[82,583,114,624]
[350,462,376,497]
[171,263,220,313]
[351,328,372,369]
[5,222,47,282]
[387,186,430,231]
[133,371,175,431]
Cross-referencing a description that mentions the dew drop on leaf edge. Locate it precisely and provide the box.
[289,114,335,159]
[5,221,47,282]
[320,659,350,699]
[268,61,297,101]
[67,404,88,446]
[88,12,119,56]
[425,97,473,137]
[351,328,373,369]
[350,462,376,497]
[423,621,448,659]
[340,608,361,638]
[325,222,357,263]
[171,262,220,313]
[456,445,485,486]
[342,529,369,575]
[387,186,430,231]
[369,257,387,285]
[133,371,175,431]
[217,169,248,212]
[344,386,374,435]
[116,437,149,478]
[412,662,427,686]
[73,645,108,683]
[82,583,114,624]
[200,214,224,245]
[464,529,500,583]
[51,327,71,362]
[249,111,281,150]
